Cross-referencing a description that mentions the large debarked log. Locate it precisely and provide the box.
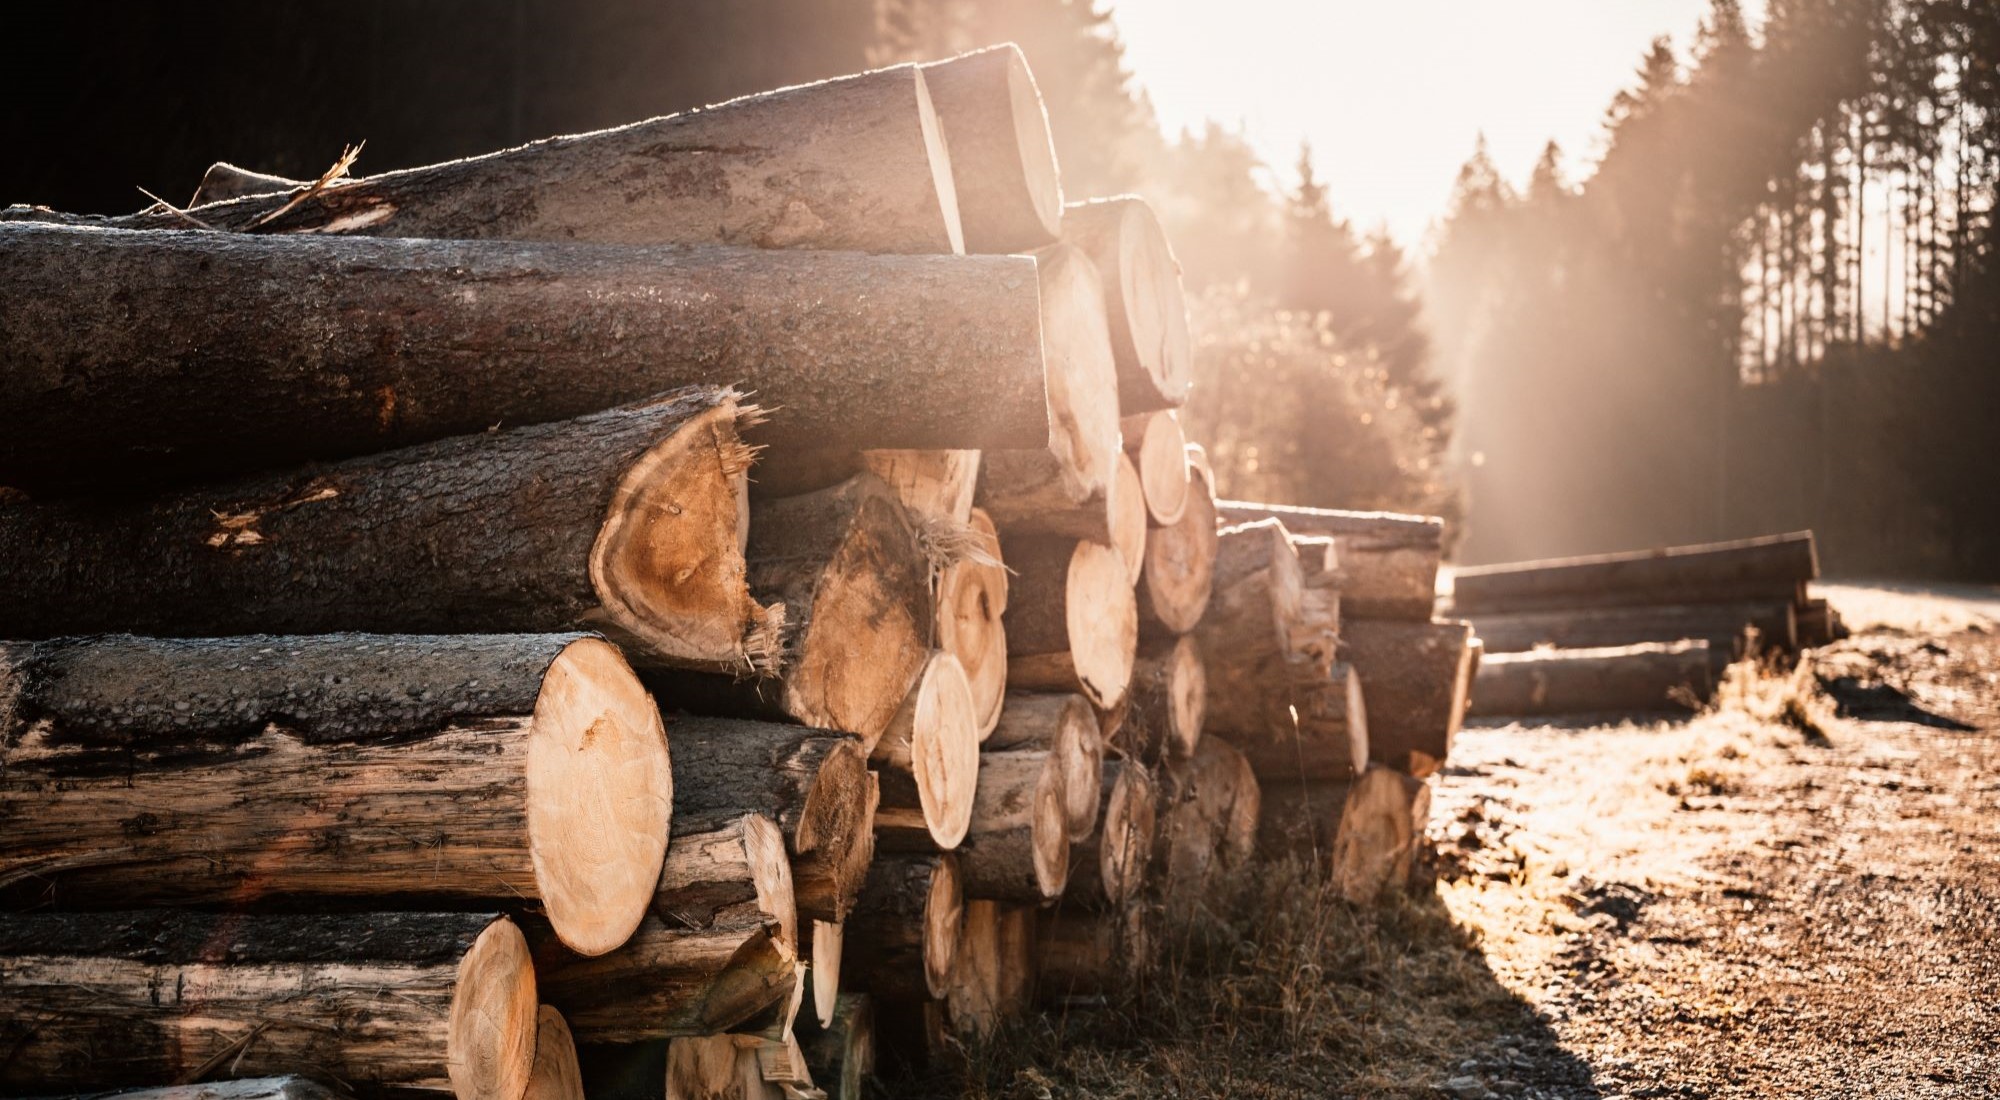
[74,64,964,253]
[1215,501,1443,621]
[1465,599,1798,655]
[0,634,669,958]
[919,46,1063,253]
[0,224,1053,491]
[0,389,777,673]
[1449,531,1819,615]
[0,911,537,1098]
[1343,619,1477,777]
[1469,641,1717,717]
[1062,196,1193,413]
[1003,535,1138,710]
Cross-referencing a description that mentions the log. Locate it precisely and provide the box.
[977,447,1146,585]
[658,716,876,925]
[984,693,1103,843]
[190,160,302,205]
[526,1006,587,1100]
[650,474,933,745]
[1468,641,1717,718]
[45,1080,351,1100]
[1034,902,1151,1003]
[1449,531,1820,615]
[1343,619,1476,778]
[0,224,1066,492]
[805,920,845,1030]
[1003,535,1138,710]
[937,508,1010,740]
[957,750,1069,902]
[532,814,799,1043]
[871,652,980,852]
[797,994,875,1100]
[108,65,964,253]
[1214,501,1442,621]
[1153,737,1260,897]
[1123,410,1191,526]
[1223,660,1369,784]
[1063,196,1193,413]
[1331,766,1429,904]
[843,854,962,1003]
[1256,775,1352,857]
[941,901,1036,1040]
[919,46,1063,253]
[1063,761,1158,910]
[1195,519,1306,732]
[1137,455,1219,635]
[1796,596,1847,647]
[0,634,670,958]
[0,911,536,1098]
[1466,599,1799,656]
[663,1033,811,1100]
[1119,633,1206,763]
[0,389,778,674]
[859,450,981,524]
[1112,452,1150,584]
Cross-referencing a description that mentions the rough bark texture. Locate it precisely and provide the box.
[1342,620,1477,778]
[1137,458,1218,636]
[1063,761,1158,910]
[1195,520,1306,733]
[45,1079,352,1100]
[87,64,963,253]
[843,854,961,1003]
[0,633,671,958]
[1215,501,1442,621]
[0,390,776,674]
[1257,775,1354,857]
[977,447,1114,543]
[984,693,1103,843]
[1469,641,1718,718]
[1002,535,1137,710]
[1466,600,1799,656]
[797,993,875,1100]
[1119,634,1206,763]
[0,224,1054,492]
[1062,197,1193,413]
[958,751,1069,902]
[0,911,535,1098]
[919,46,1062,254]
[1449,532,1819,615]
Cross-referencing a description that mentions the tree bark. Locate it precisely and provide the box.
[871,652,980,853]
[1063,761,1158,910]
[45,1079,351,1100]
[1137,457,1218,635]
[526,1006,587,1100]
[797,993,875,1100]
[1466,599,1798,656]
[1123,410,1191,526]
[0,911,536,1099]
[1003,535,1137,711]
[957,750,1069,902]
[919,46,1063,254]
[1119,633,1206,764]
[984,693,1102,843]
[0,633,670,958]
[108,65,964,254]
[1342,620,1477,778]
[1063,196,1193,413]
[1448,532,1819,615]
[1215,501,1441,621]
[0,224,1053,492]
[843,853,962,1003]
[1257,775,1353,858]
[938,507,1010,740]
[0,389,779,675]
[1153,737,1260,898]
[1468,641,1717,718]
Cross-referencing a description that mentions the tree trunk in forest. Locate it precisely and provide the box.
[1469,641,1717,718]
[871,652,980,853]
[1343,619,1477,778]
[0,390,779,675]
[1003,535,1138,710]
[843,854,962,1003]
[919,46,1063,254]
[1063,196,1194,413]
[1123,410,1191,526]
[1214,501,1442,621]
[1448,531,1818,615]
[1153,737,1260,897]
[0,911,537,1099]
[0,634,669,958]
[1466,599,1798,656]
[0,224,1052,492]
[957,750,1070,902]
[104,65,965,254]
[984,693,1103,843]
[938,507,1010,740]
[1118,633,1206,763]
[526,1006,587,1100]
[1063,761,1158,910]
[1137,457,1218,635]
[798,993,875,1100]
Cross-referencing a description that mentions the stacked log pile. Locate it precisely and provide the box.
[0,45,1469,1100]
[1452,532,1832,718]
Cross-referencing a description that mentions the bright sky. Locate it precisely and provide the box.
[1113,0,1762,246]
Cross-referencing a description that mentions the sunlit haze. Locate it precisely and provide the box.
[1115,0,1765,245]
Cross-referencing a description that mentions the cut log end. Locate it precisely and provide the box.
[925,854,965,999]
[938,508,1010,740]
[790,739,875,925]
[1332,766,1427,904]
[1126,410,1191,526]
[1138,456,1218,635]
[1110,200,1193,409]
[447,918,540,1100]
[1131,631,1207,763]
[1113,451,1148,585]
[527,636,674,958]
[1099,763,1159,906]
[1036,245,1122,507]
[875,651,980,850]
[988,693,1103,843]
[912,69,968,256]
[1067,540,1139,710]
[810,919,845,1029]
[1004,53,1066,242]
[524,1006,585,1100]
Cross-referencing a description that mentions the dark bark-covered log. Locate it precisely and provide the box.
[1119,633,1206,763]
[1195,519,1305,728]
[1153,737,1260,898]
[1343,620,1477,778]
[1123,410,1191,526]
[1034,902,1151,1003]
[1223,660,1369,784]
[871,652,980,853]
[1468,641,1717,718]
[0,390,778,674]
[1063,196,1193,413]
[532,814,799,1044]
[190,161,302,205]
[984,693,1103,843]
[48,1079,352,1100]
[1063,761,1158,910]
[0,634,670,958]
[0,911,536,1098]
[941,901,1036,1040]
[95,65,963,253]
[1214,501,1442,621]
[1450,532,1820,615]
[650,474,932,745]
[1003,535,1137,711]
[0,224,1054,492]
[798,993,875,1100]
[957,750,1069,902]
[1466,599,1799,656]
[939,508,1010,740]
[526,1006,587,1100]
[919,46,1062,253]
[844,853,962,1003]
[1137,456,1218,636]
[658,716,875,925]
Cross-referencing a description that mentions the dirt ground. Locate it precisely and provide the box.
[1429,584,2000,1098]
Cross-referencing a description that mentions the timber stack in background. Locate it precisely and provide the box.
[0,44,1473,1100]
[1453,531,1835,720]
